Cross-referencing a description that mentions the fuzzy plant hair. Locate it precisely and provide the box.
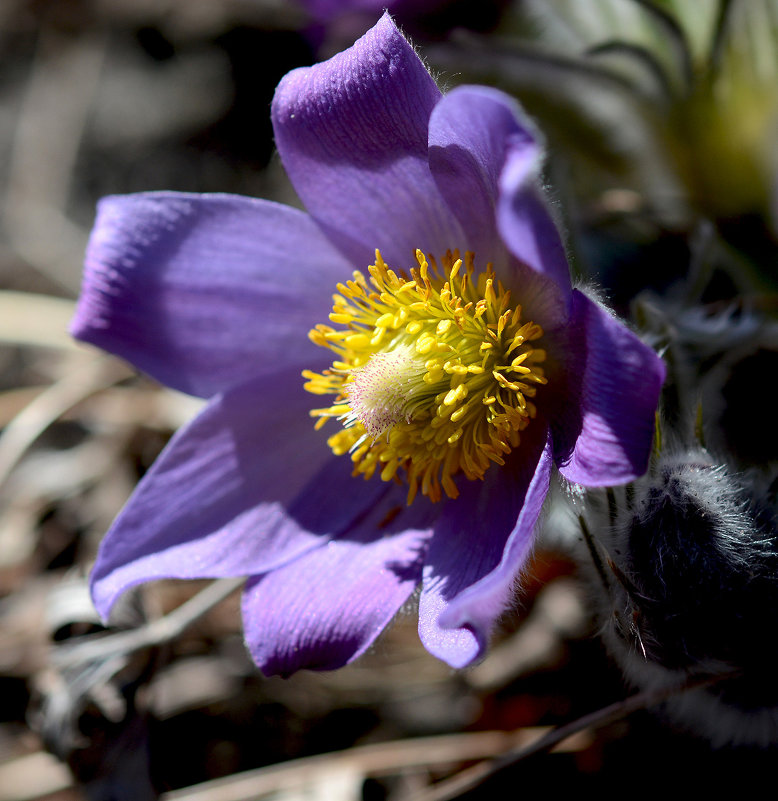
[584,446,778,747]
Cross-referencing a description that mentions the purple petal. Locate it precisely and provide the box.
[497,122,573,296]
[427,85,570,330]
[91,367,401,619]
[428,85,537,263]
[71,192,349,398]
[272,13,464,270]
[242,498,435,675]
[554,290,665,485]
[418,423,553,667]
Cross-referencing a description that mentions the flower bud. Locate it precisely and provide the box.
[588,449,778,746]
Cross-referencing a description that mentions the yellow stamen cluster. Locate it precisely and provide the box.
[302,249,547,503]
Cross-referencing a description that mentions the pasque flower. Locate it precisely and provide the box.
[71,14,664,674]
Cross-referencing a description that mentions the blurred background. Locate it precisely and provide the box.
[0,0,777,799]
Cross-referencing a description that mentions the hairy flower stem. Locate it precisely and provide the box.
[577,513,613,598]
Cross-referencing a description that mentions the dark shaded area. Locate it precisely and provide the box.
[191,26,314,168]
[721,349,778,466]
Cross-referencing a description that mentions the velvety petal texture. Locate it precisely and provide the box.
[91,368,402,617]
[428,85,572,330]
[428,86,538,262]
[74,14,665,677]
[497,135,573,297]
[243,497,434,675]
[418,424,553,666]
[72,193,349,398]
[272,13,464,269]
[555,291,666,485]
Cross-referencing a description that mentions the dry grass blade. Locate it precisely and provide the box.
[159,727,585,801]
[3,20,104,292]
[0,750,75,801]
[54,578,245,671]
[0,291,78,350]
[0,355,132,487]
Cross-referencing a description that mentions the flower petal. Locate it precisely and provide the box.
[497,122,573,296]
[71,192,349,398]
[428,85,537,262]
[90,367,397,620]
[554,290,665,485]
[272,13,464,269]
[427,84,570,330]
[242,499,435,675]
[418,424,553,667]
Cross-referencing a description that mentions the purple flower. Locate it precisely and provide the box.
[71,14,664,675]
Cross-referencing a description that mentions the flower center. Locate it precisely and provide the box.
[302,249,547,503]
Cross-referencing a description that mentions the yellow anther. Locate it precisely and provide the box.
[450,406,468,423]
[484,278,496,306]
[416,335,437,354]
[345,333,370,348]
[436,319,453,336]
[304,247,548,504]
[376,312,396,328]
